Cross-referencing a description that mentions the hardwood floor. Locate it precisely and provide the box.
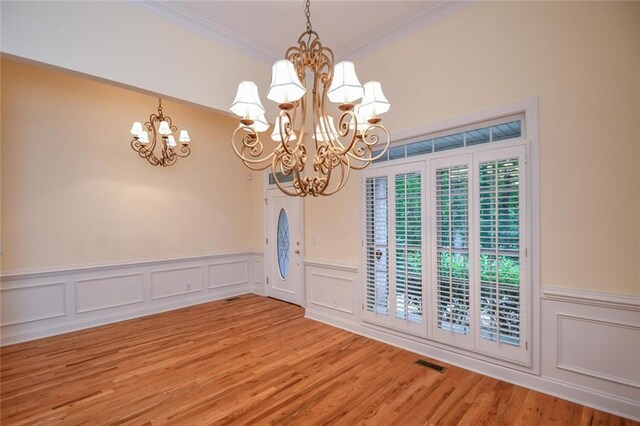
[1,295,636,425]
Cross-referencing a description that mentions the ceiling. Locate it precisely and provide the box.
[136,1,465,62]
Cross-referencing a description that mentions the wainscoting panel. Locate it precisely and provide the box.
[557,315,639,388]
[304,259,359,321]
[151,266,203,300]
[1,252,260,346]
[251,254,265,296]
[208,260,249,289]
[540,288,640,418]
[1,282,66,326]
[76,273,144,313]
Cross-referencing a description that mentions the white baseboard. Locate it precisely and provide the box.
[305,309,639,422]
[1,252,264,346]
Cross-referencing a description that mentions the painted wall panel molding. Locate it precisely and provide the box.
[0,252,264,345]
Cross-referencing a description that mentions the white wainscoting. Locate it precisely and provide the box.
[1,281,66,326]
[251,254,265,296]
[540,287,640,418]
[303,259,640,421]
[0,252,264,345]
[304,259,359,322]
[76,273,145,313]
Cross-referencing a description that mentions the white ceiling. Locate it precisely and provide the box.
[136,1,466,62]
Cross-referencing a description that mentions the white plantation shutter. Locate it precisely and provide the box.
[428,147,528,363]
[363,141,529,364]
[365,176,389,316]
[395,172,423,324]
[430,155,474,348]
[474,145,527,363]
[363,164,425,334]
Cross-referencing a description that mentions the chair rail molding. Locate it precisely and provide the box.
[542,286,640,311]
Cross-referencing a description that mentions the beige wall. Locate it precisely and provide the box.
[1,59,263,273]
[1,1,273,115]
[305,1,640,295]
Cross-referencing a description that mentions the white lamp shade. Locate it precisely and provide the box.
[327,61,364,104]
[349,104,369,132]
[315,116,339,142]
[167,135,177,147]
[230,81,265,118]
[130,122,143,135]
[158,120,172,135]
[267,60,306,104]
[138,131,149,144]
[271,115,296,142]
[358,81,390,119]
[251,114,270,133]
[179,130,191,143]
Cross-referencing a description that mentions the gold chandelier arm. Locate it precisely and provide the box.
[231,125,275,170]
[174,144,191,158]
[147,115,158,153]
[346,124,391,163]
[318,151,351,196]
[333,110,359,153]
[271,153,303,197]
[276,110,297,156]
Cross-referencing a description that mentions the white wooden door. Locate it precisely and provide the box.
[267,188,304,305]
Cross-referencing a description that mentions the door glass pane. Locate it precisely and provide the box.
[277,208,290,279]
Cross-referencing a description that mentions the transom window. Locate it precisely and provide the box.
[373,117,523,164]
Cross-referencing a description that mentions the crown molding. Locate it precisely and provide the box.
[336,1,470,61]
[130,1,281,63]
[130,1,468,65]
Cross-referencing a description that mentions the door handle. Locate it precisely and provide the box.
[295,249,300,254]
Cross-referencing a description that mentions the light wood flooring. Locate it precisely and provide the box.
[1,294,636,425]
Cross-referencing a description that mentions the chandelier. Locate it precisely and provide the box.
[229,0,390,197]
[129,98,192,167]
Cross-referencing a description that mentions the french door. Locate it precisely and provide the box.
[362,143,529,364]
[429,145,528,363]
[362,163,426,335]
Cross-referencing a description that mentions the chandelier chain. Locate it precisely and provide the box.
[305,0,312,32]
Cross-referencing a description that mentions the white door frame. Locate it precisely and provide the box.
[263,171,305,306]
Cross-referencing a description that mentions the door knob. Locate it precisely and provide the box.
[295,249,300,254]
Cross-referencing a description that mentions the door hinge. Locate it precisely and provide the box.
[362,303,364,310]
[266,237,268,245]
[264,198,268,205]
[266,276,269,285]
[525,248,528,257]
[525,341,528,350]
